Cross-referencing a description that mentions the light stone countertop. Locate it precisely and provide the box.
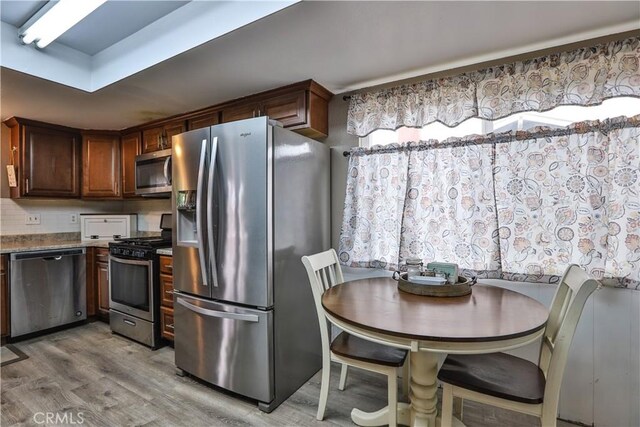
[0,232,160,255]
[0,239,109,254]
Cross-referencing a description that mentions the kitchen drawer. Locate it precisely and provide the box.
[95,248,109,263]
[160,273,174,308]
[159,256,173,275]
[160,306,174,341]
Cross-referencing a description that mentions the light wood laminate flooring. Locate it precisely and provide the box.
[1,322,578,427]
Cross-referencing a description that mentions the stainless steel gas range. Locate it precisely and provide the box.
[108,214,171,349]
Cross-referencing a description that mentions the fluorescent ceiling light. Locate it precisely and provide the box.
[19,0,107,49]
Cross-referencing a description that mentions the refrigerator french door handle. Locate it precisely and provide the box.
[207,136,219,287]
[176,298,259,323]
[196,139,209,287]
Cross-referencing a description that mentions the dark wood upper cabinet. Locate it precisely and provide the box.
[142,120,186,153]
[187,112,221,130]
[261,90,306,128]
[5,118,81,198]
[219,80,332,138]
[221,102,259,124]
[82,133,121,199]
[121,132,141,198]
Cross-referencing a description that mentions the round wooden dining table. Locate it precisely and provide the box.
[321,277,549,427]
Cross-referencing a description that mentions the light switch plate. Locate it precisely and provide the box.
[25,214,41,225]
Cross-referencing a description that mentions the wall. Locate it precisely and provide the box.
[325,96,358,248]
[0,198,171,235]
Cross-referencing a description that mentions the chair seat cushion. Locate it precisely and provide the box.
[330,332,407,367]
[437,352,546,404]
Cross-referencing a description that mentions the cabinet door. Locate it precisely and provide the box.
[24,125,81,197]
[142,127,163,153]
[187,113,220,130]
[160,306,174,341]
[96,261,110,317]
[163,122,186,150]
[261,90,307,128]
[221,103,258,124]
[1,255,8,337]
[82,134,121,198]
[121,132,141,198]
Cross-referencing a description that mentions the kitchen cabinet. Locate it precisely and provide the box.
[159,255,174,342]
[220,80,332,138]
[86,247,97,317]
[95,248,110,319]
[121,132,141,198]
[82,133,121,199]
[5,117,81,198]
[187,112,220,130]
[221,102,259,124]
[1,254,8,338]
[142,121,186,153]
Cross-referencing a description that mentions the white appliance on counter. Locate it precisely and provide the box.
[80,214,137,241]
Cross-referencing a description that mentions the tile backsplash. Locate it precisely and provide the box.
[0,198,171,236]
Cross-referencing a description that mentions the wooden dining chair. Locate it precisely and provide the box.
[437,264,599,427]
[302,249,408,426]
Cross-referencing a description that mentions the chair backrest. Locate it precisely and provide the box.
[301,249,345,354]
[538,264,599,422]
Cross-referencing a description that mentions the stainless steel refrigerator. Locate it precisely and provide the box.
[171,117,329,412]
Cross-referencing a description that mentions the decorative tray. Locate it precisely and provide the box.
[395,273,475,297]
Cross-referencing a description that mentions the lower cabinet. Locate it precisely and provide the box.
[1,254,8,339]
[95,248,110,320]
[159,255,174,342]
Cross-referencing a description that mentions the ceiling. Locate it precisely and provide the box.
[1,1,189,55]
[1,1,638,130]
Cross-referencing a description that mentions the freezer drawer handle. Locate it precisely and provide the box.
[177,298,259,323]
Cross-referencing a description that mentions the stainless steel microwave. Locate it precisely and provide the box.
[135,149,171,196]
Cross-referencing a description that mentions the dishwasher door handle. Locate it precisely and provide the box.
[42,256,63,261]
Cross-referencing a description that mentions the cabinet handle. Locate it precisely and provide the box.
[157,134,162,149]
[25,177,29,191]
[166,323,174,330]
[165,289,174,295]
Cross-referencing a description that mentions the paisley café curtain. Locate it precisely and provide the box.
[339,37,640,289]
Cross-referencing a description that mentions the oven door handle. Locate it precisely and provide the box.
[109,256,152,266]
[196,139,209,287]
[177,298,259,323]
[207,136,219,288]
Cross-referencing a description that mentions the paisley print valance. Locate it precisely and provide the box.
[347,37,640,137]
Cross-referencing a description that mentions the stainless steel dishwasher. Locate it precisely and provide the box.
[10,248,86,337]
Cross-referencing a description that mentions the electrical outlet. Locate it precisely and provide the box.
[70,214,78,224]
[25,214,41,225]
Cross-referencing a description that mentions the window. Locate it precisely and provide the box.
[360,97,640,147]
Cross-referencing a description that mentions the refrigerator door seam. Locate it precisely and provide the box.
[207,137,220,288]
